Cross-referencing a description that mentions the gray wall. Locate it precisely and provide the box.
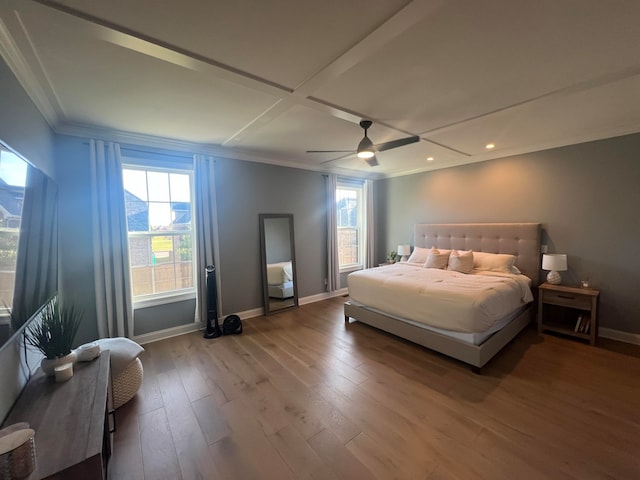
[214,158,327,312]
[53,139,330,341]
[0,57,55,422]
[378,133,640,334]
[55,136,99,344]
[134,299,196,336]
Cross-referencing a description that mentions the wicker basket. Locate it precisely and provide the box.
[0,427,36,479]
[112,357,144,409]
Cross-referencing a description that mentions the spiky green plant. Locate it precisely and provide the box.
[25,297,82,359]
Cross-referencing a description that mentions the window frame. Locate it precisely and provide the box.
[336,181,365,273]
[122,163,197,308]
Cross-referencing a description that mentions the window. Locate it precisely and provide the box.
[0,148,27,316]
[122,166,196,304]
[336,182,364,271]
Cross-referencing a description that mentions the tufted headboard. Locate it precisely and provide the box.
[413,223,542,285]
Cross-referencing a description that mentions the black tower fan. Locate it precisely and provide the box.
[203,265,222,338]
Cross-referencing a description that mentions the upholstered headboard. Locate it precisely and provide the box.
[413,223,542,284]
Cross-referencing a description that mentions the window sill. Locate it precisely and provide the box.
[339,265,363,274]
[133,291,196,310]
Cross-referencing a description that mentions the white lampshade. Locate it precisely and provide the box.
[542,254,567,285]
[397,244,411,262]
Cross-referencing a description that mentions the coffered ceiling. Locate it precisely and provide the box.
[1,0,639,178]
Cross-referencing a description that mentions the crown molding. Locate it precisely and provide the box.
[54,122,383,180]
[0,15,58,127]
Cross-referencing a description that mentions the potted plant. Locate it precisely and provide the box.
[25,297,82,375]
[387,250,397,264]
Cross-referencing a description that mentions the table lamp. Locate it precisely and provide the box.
[542,253,567,285]
[397,245,411,262]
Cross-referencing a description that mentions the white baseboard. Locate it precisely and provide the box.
[133,323,203,345]
[132,289,351,343]
[231,307,264,319]
[299,288,349,305]
[598,327,640,346]
[233,289,349,319]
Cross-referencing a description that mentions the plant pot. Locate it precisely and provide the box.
[40,351,77,376]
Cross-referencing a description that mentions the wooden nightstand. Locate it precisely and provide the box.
[537,283,600,345]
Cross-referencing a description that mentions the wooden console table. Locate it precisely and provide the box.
[2,351,112,479]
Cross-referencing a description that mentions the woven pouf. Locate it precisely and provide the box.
[112,357,144,409]
[90,337,145,409]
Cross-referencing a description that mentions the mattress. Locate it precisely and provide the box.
[267,261,293,285]
[347,263,533,333]
[268,281,294,299]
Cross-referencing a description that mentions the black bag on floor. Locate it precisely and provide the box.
[222,314,243,335]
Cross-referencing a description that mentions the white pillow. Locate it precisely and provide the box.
[473,251,517,273]
[94,338,144,377]
[448,249,474,273]
[407,246,429,264]
[425,247,450,269]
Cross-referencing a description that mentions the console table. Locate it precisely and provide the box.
[2,351,112,479]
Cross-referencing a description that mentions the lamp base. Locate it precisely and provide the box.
[547,270,562,285]
[400,255,409,262]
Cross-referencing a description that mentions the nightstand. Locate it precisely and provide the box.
[537,283,599,345]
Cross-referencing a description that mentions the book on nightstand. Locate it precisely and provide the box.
[574,314,584,332]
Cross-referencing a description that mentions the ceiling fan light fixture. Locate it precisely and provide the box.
[357,150,375,159]
[356,136,375,158]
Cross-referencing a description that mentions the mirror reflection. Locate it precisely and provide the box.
[0,141,58,349]
[0,146,27,345]
[259,214,298,314]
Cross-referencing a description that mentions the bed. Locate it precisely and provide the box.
[267,261,294,299]
[344,223,541,371]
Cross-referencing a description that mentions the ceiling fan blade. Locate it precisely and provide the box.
[376,135,420,152]
[365,155,379,167]
[319,152,356,164]
[306,150,355,153]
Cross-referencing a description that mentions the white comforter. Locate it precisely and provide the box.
[347,263,533,333]
[267,261,293,285]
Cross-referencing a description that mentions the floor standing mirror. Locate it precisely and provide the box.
[259,214,298,315]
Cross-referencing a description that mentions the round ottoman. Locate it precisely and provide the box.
[112,357,144,409]
[90,337,145,409]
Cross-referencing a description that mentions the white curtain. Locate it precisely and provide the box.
[89,140,133,338]
[364,179,376,268]
[325,173,340,291]
[193,154,220,323]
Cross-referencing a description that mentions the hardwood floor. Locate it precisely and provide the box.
[109,297,640,479]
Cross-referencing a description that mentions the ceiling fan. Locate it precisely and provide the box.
[307,120,420,166]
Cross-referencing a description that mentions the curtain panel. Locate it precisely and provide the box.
[193,154,221,324]
[365,179,375,269]
[89,140,133,338]
[325,173,340,291]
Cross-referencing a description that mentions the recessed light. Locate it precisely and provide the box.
[485,143,495,150]
[426,156,434,162]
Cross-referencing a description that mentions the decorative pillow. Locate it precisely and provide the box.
[448,249,474,273]
[473,251,517,273]
[93,338,144,377]
[407,246,429,264]
[425,247,450,269]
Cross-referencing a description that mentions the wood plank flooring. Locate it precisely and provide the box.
[109,297,640,479]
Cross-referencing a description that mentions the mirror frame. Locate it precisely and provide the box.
[259,214,298,315]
